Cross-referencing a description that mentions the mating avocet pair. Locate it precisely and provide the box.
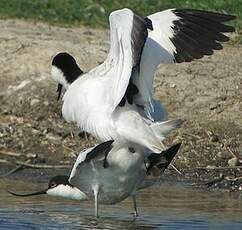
[9,8,235,217]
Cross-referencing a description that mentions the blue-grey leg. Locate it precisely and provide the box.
[132,194,138,219]
[93,186,99,218]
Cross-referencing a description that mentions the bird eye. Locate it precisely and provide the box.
[50,183,56,188]
[128,147,135,153]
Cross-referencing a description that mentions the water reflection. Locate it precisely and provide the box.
[0,178,242,229]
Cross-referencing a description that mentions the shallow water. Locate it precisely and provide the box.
[0,179,242,229]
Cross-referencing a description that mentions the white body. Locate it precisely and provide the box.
[55,8,185,153]
[62,76,175,153]
[47,185,88,201]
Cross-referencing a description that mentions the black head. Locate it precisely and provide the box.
[52,52,83,84]
[52,52,84,100]
[7,175,72,197]
[48,175,73,189]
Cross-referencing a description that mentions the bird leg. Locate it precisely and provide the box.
[93,185,99,218]
[132,194,138,219]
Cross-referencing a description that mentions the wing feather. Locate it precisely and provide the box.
[69,147,94,182]
[69,141,113,183]
[106,8,148,110]
[133,8,235,119]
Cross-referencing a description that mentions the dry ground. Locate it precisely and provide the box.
[0,20,242,188]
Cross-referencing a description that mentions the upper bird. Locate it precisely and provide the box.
[51,8,235,152]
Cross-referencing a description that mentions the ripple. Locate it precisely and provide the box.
[1,179,242,229]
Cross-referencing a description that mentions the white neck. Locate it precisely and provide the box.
[51,66,70,89]
[47,184,88,201]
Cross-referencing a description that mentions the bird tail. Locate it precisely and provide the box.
[150,119,183,141]
[138,142,182,190]
[147,142,182,174]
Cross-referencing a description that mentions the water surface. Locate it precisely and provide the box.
[0,179,242,229]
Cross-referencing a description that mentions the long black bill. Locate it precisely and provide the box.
[56,83,63,101]
[7,189,47,197]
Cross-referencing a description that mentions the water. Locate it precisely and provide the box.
[1,178,242,229]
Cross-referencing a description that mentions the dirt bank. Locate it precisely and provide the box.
[0,20,242,190]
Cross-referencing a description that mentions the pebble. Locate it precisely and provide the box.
[228,157,240,167]
[209,103,219,110]
[43,101,49,106]
[46,133,61,142]
[206,165,216,169]
[26,153,38,159]
[31,128,40,135]
[170,83,176,88]
[220,95,227,101]
[42,128,49,135]
[30,98,40,106]
[210,135,219,142]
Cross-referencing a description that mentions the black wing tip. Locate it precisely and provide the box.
[131,13,149,67]
[147,142,182,173]
[171,8,236,63]
[173,9,236,22]
[84,140,114,163]
[102,140,115,147]
[163,142,182,162]
[156,142,182,172]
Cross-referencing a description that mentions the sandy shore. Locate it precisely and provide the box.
[0,19,242,190]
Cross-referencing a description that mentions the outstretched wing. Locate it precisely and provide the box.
[105,8,149,111]
[134,9,235,118]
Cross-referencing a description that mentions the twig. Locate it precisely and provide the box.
[227,146,239,159]
[12,43,25,53]
[0,159,12,165]
[2,165,23,177]
[225,176,242,182]
[0,150,22,157]
[62,144,77,157]
[183,132,201,140]
[191,149,200,156]
[15,161,71,169]
[1,159,32,177]
[169,163,183,175]
[62,144,75,153]
[70,131,74,139]
[0,158,71,169]
[196,166,242,170]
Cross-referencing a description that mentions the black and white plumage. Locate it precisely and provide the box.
[134,8,235,118]
[51,52,84,100]
[51,8,234,153]
[8,141,182,218]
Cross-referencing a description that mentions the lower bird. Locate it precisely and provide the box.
[8,140,181,218]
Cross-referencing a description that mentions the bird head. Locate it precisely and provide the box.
[51,52,83,100]
[8,175,87,201]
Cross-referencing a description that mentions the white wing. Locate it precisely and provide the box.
[104,8,148,111]
[69,141,114,182]
[69,147,94,181]
[134,9,235,117]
